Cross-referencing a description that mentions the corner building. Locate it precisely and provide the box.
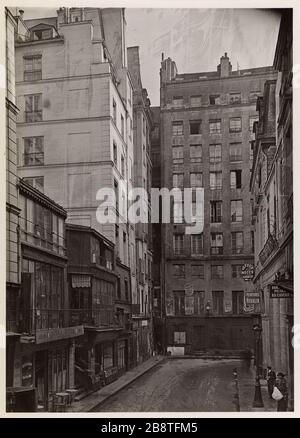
[159,53,276,354]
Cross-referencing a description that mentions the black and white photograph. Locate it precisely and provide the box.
[3,1,295,417]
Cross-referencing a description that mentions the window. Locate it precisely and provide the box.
[25,94,42,122]
[210,233,223,255]
[229,143,242,161]
[249,91,260,103]
[190,95,201,107]
[211,265,224,279]
[121,155,125,176]
[212,291,224,315]
[24,55,42,81]
[23,137,44,166]
[114,180,119,211]
[191,265,204,278]
[231,200,243,222]
[174,331,186,344]
[172,121,183,136]
[231,231,243,254]
[172,146,184,164]
[113,142,117,165]
[172,173,184,188]
[174,291,185,316]
[31,27,54,41]
[210,201,222,223]
[209,144,222,163]
[173,264,185,277]
[209,94,221,105]
[210,171,222,190]
[231,265,243,278]
[249,142,254,164]
[173,199,183,223]
[173,96,184,107]
[189,120,201,135]
[173,234,184,255]
[23,176,44,193]
[152,151,160,166]
[194,291,205,315]
[121,114,125,138]
[209,119,221,134]
[229,93,241,104]
[232,291,244,315]
[190,144,202,163]
[251,230,255,253]
[230,170,242,189]
[229,117,242,133]
[191,234,203,255]
[249,116,259,132]
[190,172,203,188]
[113,99,117,124]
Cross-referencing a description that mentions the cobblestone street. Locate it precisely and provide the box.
[93,358,276,412]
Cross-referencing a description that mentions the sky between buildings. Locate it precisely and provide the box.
[18,7,281,106]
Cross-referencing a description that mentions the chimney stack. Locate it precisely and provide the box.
[217,52,232,78]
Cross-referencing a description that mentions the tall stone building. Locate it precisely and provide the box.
[157,53,276,354]
[15,7,135,274]
[127,46,153,363]
[250,9,293,409]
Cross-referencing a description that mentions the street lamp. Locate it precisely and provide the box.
[205,301,211,317]
[252,323,264,408]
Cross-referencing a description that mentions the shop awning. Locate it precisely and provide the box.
[275,281,293,294]
[72,275,91,288]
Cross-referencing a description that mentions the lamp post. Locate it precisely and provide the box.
[252,323,264,407]
[205,301,211,317]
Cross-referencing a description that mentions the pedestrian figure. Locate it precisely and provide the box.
[274,372,288,411]
[266,366,276,399]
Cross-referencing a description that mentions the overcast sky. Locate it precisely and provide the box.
[19,7,281,106]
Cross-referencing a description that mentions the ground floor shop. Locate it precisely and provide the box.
[132,318,153,365]
[74,331,132,392]
[253,235,293,409]
[6,338,77,412]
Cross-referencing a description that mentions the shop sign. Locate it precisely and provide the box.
[270,284,291,299]
[241,264,255,281]
[36,325,84,344]
[245,291,260,305]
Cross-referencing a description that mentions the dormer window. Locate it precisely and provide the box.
[29,23,58,41]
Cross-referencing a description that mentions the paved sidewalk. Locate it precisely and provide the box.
[67,356,165,412]
[238,367,276,412]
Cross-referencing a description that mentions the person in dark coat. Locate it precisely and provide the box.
[274,372,288,411]
[267,366,276,398]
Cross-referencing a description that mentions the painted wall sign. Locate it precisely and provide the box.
[35,325,84,344]
[245,291,260,305]
[241,264,255,281]
[270,284,291,299]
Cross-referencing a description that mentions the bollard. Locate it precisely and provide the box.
[233,368,240,412]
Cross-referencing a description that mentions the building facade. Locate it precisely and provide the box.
[6,7,21,347]
[250,9,293,409]
[7,180,84,412]
[14,6,136,305]
[127,46,153,363]
[66,224,132,393]
[157,53,277,354]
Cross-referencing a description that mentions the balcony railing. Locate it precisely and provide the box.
[20,224,66,256]
[7,308,117,334]
[70,308,115,328]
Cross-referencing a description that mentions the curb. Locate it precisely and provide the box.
[72,357,166,412]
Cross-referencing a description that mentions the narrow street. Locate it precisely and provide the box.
[92,358,276,412]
